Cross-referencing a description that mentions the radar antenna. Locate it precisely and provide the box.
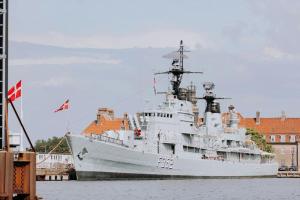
[196,82,231,113]
[154,40,203,96]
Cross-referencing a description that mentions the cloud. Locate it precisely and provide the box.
[263,46,300,61]
[247,0,300,54]
[32,76,74,88]
[222,21,248,43]
[263,47,287,59]
[10,56,121,66]
[12,29,215,49]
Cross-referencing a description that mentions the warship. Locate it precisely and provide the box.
[66,41,278,180]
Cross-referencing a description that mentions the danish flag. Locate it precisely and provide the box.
[54,99,70,113]
[8,80,22,102]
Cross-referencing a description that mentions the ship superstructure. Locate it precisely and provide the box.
[66,41,277,180]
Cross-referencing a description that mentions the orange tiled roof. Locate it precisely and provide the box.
[222,112,300,134]
[239,117,300,134]
[82,108,129,135]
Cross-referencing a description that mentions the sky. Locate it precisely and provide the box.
[7,0,300,144]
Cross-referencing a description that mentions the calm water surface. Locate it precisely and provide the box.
[37,178,300,200]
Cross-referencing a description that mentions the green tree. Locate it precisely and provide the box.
[246,128,273,153]
[35,136,70,154]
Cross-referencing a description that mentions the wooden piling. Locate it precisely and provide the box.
[0,151,14,200]
[0,151,37,200]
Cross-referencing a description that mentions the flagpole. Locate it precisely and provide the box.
[66,110,70,133]
[66,100,70,133]
[20,82,24,151]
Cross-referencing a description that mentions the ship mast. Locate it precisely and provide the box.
[155,40,202,97]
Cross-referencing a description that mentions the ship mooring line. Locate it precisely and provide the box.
[36,135,67,165]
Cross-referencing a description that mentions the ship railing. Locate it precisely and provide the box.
[89,134,128,147]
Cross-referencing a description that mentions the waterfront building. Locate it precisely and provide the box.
[36,153,74,181]
[83,108,129,136]
[224,111,300,170]
[36,153,73,169]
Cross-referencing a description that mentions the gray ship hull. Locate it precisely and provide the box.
[76,171,275,181]
[67,134,278,181]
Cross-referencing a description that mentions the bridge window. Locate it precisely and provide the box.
[146,113,155,117]
[157,113,160,117]
[170,114,173,118]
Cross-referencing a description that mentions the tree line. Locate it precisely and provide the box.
[35,136,70,154]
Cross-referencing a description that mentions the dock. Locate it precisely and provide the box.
[277,171,300,178]
[36,168,70,181]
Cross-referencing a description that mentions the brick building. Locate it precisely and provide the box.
[82,108,129,136]
[238,112,300,170]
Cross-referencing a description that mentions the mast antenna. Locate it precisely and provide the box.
[154,40,203,97]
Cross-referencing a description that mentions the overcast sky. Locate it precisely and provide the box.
[7,0,300,144]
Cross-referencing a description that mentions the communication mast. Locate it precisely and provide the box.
[155,40,203,98]
[154,40,203,124]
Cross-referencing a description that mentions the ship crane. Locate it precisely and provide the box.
[154,40,203,97]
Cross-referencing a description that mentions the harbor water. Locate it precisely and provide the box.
[37,178,300,200]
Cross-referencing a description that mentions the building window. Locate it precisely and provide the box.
[270,135,275,143]
[280,135,285,143]
[290,135,296,142]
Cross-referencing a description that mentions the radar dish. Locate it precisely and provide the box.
[203,82,215,91]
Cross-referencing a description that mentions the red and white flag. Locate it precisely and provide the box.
[54,99,70,113]
[8,80,22,102]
